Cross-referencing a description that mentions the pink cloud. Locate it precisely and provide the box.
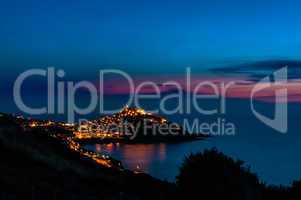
[95,74,301,103]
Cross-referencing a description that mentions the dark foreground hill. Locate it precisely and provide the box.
[0,114,174,200]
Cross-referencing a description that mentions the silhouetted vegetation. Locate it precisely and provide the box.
[176,148,262,200]
[176,148,301,200]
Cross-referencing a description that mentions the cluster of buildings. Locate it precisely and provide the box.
[3,113,121,170]
[74,106,168,139]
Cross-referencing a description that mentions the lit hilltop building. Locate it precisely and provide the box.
[75,106,168,138]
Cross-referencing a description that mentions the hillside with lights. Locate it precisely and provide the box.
[74,106,205,143]
[0,113,174,199]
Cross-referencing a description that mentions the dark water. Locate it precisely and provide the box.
[82,97,301,186]
[84,132,301,185]
[2,92,301,185]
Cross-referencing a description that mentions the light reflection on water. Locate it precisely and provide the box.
[90,142,167,173]
[84,139,221,182]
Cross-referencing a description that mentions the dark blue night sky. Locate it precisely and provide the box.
[0,0,301,78]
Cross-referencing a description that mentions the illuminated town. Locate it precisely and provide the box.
[9,106,175,172]
[74,105,168,140]
[11,113,122,170]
